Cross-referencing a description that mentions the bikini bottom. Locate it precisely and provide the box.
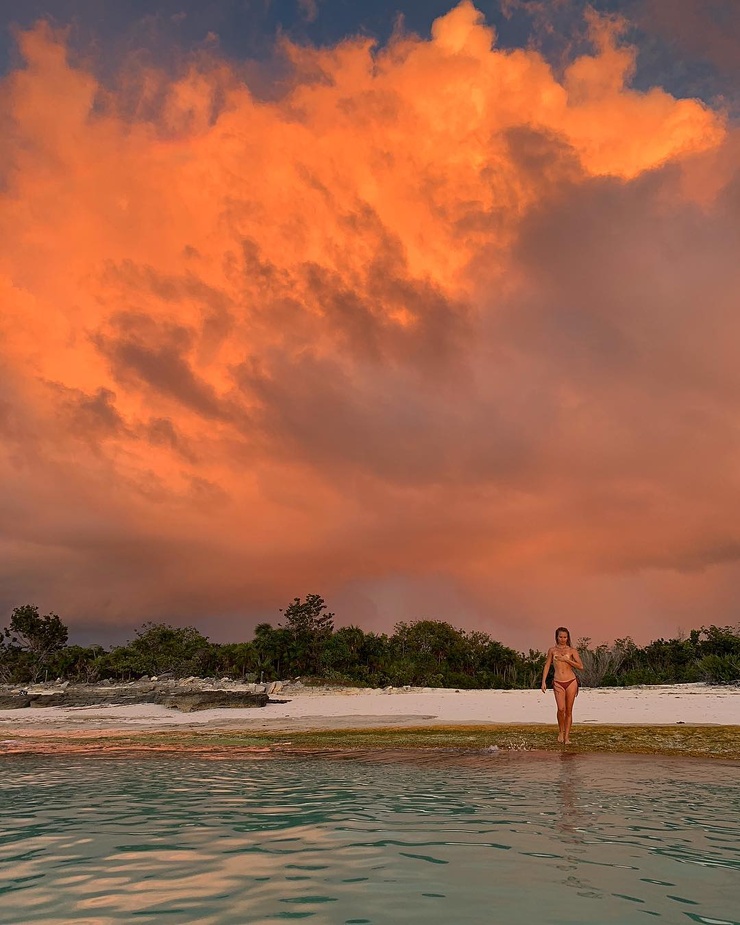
[553,677,578,695]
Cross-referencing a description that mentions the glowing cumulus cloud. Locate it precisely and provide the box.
[0,2,735,643]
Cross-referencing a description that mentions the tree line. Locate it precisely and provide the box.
[2,596,739,687]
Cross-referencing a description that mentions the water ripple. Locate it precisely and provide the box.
[0,752,737,924]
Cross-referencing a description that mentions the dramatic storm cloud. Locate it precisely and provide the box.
[0,1,737,646]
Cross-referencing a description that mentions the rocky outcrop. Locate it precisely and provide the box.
[28,685,159,708]
[29,692,68,708]
[0,681,279,711]
[0,694,30,709]
[160,691,269,712]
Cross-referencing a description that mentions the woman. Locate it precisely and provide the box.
[541,627,583,744]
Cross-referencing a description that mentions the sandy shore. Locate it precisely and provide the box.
[0,683,737,735]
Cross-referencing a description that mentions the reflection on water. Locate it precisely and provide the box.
[0,751,738,924]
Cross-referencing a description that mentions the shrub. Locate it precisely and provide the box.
[577,639,626,687]
[699,654,740,684]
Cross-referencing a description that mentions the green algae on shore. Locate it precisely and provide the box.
[3,724,740,760]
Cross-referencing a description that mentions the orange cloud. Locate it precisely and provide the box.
[0,3,735,645]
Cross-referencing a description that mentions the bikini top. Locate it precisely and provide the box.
[552,648,578,678]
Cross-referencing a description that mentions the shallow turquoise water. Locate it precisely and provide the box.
[0,751,738,924]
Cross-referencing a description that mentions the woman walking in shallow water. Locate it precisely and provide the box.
[541,627,583,745]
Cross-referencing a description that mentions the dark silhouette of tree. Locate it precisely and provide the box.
[2,604,68,681]
[253,623,294,680]
[321,625,367,681]
[110,623,214,678]
[280,594,334,676]
[217,642,259,680]
[1,598,738,687]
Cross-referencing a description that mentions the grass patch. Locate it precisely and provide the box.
[4,724,740,760]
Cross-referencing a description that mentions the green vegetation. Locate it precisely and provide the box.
[1,605,68,682]
[6,725,740,761]
[576,627,740,686]
[1,597,739,688]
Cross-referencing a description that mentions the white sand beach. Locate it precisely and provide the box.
[0,683,737,734]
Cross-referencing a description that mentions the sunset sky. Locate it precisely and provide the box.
[2,0,740,649]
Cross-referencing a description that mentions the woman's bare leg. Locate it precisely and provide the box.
[553,686,566,742]
[563,683,578,744]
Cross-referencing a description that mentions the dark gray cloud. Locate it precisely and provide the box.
[93,312,230,420]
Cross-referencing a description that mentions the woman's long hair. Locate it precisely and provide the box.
[555,626,572,646]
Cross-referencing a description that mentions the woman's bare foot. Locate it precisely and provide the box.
[557,733,564,743]
[564,739,570,745]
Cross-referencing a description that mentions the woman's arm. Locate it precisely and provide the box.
[541,649,553,692]
[567,648,584,670]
